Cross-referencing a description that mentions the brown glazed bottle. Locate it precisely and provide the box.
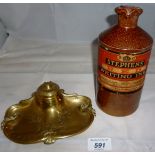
[97,6,153,116]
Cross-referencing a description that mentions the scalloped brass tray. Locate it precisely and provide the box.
[1,81,95,144]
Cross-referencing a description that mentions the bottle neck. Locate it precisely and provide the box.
[115,6,143,28]
[118,15,139,28]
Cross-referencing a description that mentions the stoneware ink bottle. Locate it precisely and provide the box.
[97,6,153,116]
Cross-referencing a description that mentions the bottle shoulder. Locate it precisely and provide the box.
[99,25,153,52]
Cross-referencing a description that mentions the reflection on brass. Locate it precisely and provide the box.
[1,81,95,144]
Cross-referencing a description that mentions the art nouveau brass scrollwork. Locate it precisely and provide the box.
[1,81,95,144]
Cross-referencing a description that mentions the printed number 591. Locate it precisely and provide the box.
[94,143,105,148]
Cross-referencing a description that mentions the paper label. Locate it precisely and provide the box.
[88,138,112,151]
[98,46,151,92]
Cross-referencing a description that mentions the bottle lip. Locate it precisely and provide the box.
[115,5,143,17]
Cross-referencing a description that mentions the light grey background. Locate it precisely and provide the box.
[0,4,155,151]
[0,3,154,43]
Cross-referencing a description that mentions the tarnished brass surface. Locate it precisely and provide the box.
[1,81,95,144]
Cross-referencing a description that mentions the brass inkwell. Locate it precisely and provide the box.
[1,81,95,144]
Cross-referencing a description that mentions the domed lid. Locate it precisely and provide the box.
[36,81,60,97]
